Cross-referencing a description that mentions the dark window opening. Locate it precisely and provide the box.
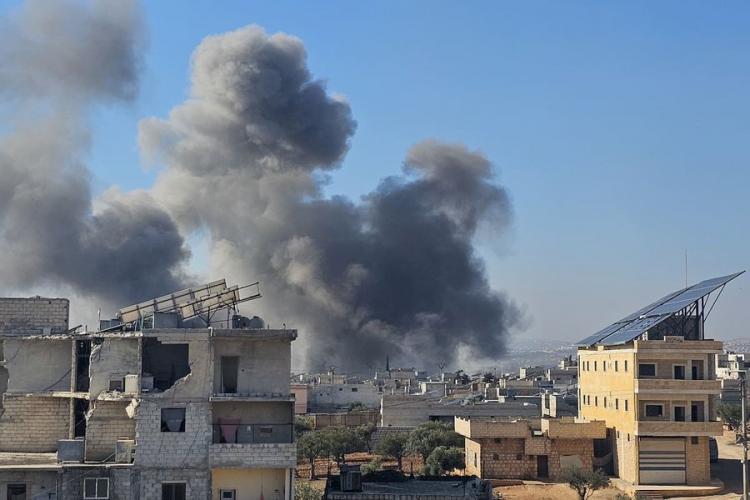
[674,365,686,380]
[7,484,26,500]
[645,404,663,417]
[691,436,699,445]
[162,483,186,500]
[638,363,656,377]
[143,338,190,391]
[161,408,186,432]
[75,340,91,392]
[220,356,239,394]
[74,399,88,438]
[674,406,686,422]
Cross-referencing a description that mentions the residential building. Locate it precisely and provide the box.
[577,272,743,486]
[456,417,606,480]
[0,280,297,500]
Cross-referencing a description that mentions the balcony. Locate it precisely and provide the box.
[636,420,723,437]
[634,379,721,395]
[209,423,295,468]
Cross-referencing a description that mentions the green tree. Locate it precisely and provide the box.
[375,432,409,471]
[361,457,383,475]
[717,403,742,431]
[295,415,313,438]
[561,466,610,500]
[349,401,368,411]
[297,432,327,479]
[424,446,465,475]
[355,424,376,453]
[320,426,363,468]
[406,422,464,460]
[295,481,321,500]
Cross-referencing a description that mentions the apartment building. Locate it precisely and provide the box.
[0,280,297,500]
[577,272,743,486]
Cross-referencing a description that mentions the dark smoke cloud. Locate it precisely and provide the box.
[142,25,520,371]
[0,0,188,308]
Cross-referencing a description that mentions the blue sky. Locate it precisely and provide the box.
[3,0,748,342]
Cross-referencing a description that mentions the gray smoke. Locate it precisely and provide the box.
[142,25,520,371]
[0,0,188,308]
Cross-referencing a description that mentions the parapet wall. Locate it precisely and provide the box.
[0,298,69,335]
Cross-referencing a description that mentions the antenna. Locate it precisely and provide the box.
[684,249,688,288]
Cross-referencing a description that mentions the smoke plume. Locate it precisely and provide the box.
[0,0,188,307]
[141,25,520,371]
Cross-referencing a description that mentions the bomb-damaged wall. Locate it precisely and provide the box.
[142,330,211,399]
[89,337,140,399]
[3,338,72,393]
[212,337,291,396]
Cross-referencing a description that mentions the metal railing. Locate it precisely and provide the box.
[211,423,293,444]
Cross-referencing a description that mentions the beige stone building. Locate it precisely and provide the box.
[0,280,297,500]
[577,272,742,486]
[456,417,606,480]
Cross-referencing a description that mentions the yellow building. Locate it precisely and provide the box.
[577,272,743,486]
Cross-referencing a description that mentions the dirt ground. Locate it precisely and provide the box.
[492,483,626,500]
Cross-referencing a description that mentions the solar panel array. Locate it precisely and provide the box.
[576,271,744,347]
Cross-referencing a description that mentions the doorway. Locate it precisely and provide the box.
[537,455,549,478]
[221,356,239,394]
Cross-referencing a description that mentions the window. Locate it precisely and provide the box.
[638,363,656,377]
[492,453,499,460]
[673,365,686,380]
[594,361,597,371]
[615,399,619,410]
[220,490,236,500]
[627,433,630,442]
[645,404,664,417]
[624,360,628,372]
[162,483,186,500]
[603,362,607,372]
[494,438,501,443]
[161,408,186,432]
[594,396,598,407]
[7,484,26,500]
[625,400,628,411]
[691,436,699,445]
[614,361,619,372]
[474,453,477,467]
[84,478,109,499]
[616,431,620,438]
[604,397,607,408]
[351,388,358,392]
[674,406,686,422]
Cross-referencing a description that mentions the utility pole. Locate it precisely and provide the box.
[742,376,748,500]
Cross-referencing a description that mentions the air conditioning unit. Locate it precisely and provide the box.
[124,374,140,394]
[115,439,135,463]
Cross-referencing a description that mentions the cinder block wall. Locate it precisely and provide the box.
[85,400,136,461]
[686,436,710,485]
[0,297,69,334]
[0,396,70,452]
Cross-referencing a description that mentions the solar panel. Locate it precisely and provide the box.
[576,271,744,347]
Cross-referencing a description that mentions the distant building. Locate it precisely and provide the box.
[456,417,606,481]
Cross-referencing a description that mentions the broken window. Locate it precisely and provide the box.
[83,478,109,499]
[74,399,88,438]
[162,483,186,500]
[161,408,186,432]
[142,338,190,391]
[75,340,91,392]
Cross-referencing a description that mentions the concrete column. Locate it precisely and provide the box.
[285,468,293,500]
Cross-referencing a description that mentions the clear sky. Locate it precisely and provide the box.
[2,0,748,342]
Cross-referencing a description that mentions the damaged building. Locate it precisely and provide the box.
[0,280,296,500]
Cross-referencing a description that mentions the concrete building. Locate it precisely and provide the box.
[456,417,606,481]
[325,470,491,500]
[306,383,381,413]
[380,394,539,427]
[0,281,297,500]
[716,352,749,380]
[576,272,742,487]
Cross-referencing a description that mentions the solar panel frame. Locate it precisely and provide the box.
[576,271,744,347]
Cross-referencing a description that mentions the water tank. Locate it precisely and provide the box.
[57,439,84,463]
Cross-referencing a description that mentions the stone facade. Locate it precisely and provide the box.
[0,396,70,452]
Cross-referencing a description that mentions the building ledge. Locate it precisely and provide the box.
[208,442,296,469]
[210,394,295,402]
[3,391,88,399]
[635,420,723,437]
[635,379,721,395]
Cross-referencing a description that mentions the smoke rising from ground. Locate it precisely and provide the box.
[141,25,521,371]
[0,0,188,307]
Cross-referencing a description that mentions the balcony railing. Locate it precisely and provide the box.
[634,379,721,393]
[211,423,293,444]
